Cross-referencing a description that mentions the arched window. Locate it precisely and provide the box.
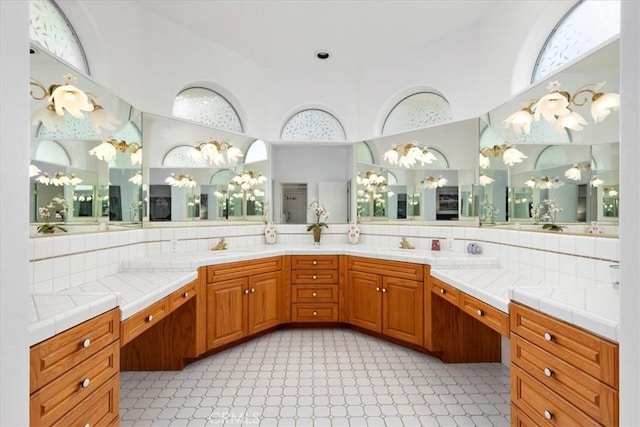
[357,142,374,164]
[280,109,346,141]
[172,87,243,133]
[244,140,267,164]
[29,0,89,74]
[382,92,452,136]
[34,140,71,166]
[532,0,620,84]
[162,145,207,167]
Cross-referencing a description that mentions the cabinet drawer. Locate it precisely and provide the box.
[30,342,119,427]
[511,334,618,426]
[511,403,545,427]
[348,256,423,281]
[459,293,509,336]
[170,280,197,311]
[510,302,618,388]
[430,277,459,306]
[292,285,338,303]
[121,297,170,346]
[291,255,338,270]
[292,304,339,322]
[51,374,119,427]
[30,309,119,393]
[511,366,600,427]
[291,270,338,284]
[208,257,281,282]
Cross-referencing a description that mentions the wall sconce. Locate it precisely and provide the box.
[35,172,83,186]
[564,162,591,181]
[188,139,244,165]
[128,171,143,185]
[165,173,197,188]
[504,80,620,135]
[524,176,563,189]
[479,144,527,167]
[30,74,119,133]
[229,171,267,191]
[419,176,448,189]
[383,141,437,168]
[479,174,495,186]
[89,137,142,165]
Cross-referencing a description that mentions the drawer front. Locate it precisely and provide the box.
[121,297,170,346]
[511,366,601,427]
[30,309,119,393]
[208,257,281,283]
[291,304,339,322]
[348,256,423,281]
[459,293,509,336]
[30,342,119,427]
[510,302,619,388]
[170,280,197,311]
[292,285,338,303]
[51,374,119,427]
[291,255,338,270]
[291,270,338,284]
[430,277,459,306]
[511,334,618,426]
[511,403,545,427]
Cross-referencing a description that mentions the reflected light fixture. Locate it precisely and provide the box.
[165,173,197,188]
[383,141,437,168]
[524,176,563,189]
[35,172,83,186]
[128,171,143,185]
[564,162,591,181]
[89,137,142,165]
[419,176,448,189]
[29,164,41,178]
[604,187,618,197]
[480,144,527,167]
[357,171,387,192]
[591,176,604,187]
[479,174,495,186]
[188,139,244,165]
[214,189,229,198]
[229,171,267,191]
[504,80,620,135]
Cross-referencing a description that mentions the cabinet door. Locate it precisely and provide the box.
[382,277,424,345]
[248,271,280,335]
[206,278,248,349]
[348,271,382,333]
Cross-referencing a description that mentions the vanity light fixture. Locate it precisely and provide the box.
[383,141,438,168]
[524,176,563,189]
[591,175,604,187]
[29,164,41,178]
[128,171,143,185]
[357,171,387,192]
[229,171,267,191]
[35,172,83,186]
[188,139,244,166]
[479,174,495,186]
[604,187,618,197]
[564,162,591,181]
[479,144,527,167]
[89,137,142,165]
[214,189,229,198]
[165,173,197,188]
[504,80,620,135]
[419,176,448,189]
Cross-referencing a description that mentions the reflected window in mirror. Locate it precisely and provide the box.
[244,139,267,164]
[381,91,451,136]
[357,141,374,164]
[34,140,71,166]
[532,0,620,84]
[280,109,346,141]
[172,87,243,133]
[162,145,208,167]
[29,0,89,74]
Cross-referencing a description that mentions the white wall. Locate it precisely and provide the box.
[0,2,30,425]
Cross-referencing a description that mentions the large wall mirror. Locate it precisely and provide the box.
[29,44,142,235]
[144,114,268,223]
[358,118,479,225]
[481,38,619,233]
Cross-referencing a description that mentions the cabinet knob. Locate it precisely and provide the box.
[382,288,387,293]
[543,367,553,377]
[81,378,91,388]
[312,260,317,265]
[312,275,317,280]
[84,424,91,427]
[146,314,153,323]
[375,287,381,292]
[312,311,318,316]
[544,332,553,342]
[543,410,553,420]
[183,292,189,298]
[244,289,250,294]
[476,309,484,316]
[82,338,91,348]
[312,292,317,297]
[250,288,256,293]
[440,288,445,294]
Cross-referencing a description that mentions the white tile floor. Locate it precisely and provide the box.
[120,329,511,426]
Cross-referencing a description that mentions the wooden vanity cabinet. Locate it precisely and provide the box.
[206,257,283,350]
[30,309,120,427]
[347,256,424,346]
[290,255,342,323]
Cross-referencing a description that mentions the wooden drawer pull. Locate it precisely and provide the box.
[244,289,250,294]
[312,260,317,265]
[82,338,91,348]
[312,292,317,297]
[313,311,318,316]
[81,378,91,388]
[476,309,484,316]
[183,292,189,298]
[250,288,256,293]
[543,367,553,377]
[382,288,387,293]
[312,275,317,280]
[543,410,553,420]
[146,314,153,323]
[544,332,553,342]
[84,424,90,427]
[440,288,445,294]
[376,287,381,292]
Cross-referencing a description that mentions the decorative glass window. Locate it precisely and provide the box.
[162,145,207,167]
[34,140,71,166]
[382,92,452,135]
[29,0,89,73]
[532,0,620,84]
[280,109,346,141]
[244,140,267,164]
[172,87,243,133]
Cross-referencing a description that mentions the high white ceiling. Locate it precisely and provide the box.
[136,0,502,70]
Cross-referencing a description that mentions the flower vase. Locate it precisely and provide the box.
[264,221,277,245]
[313,228,322,245]
[347,221,360,245]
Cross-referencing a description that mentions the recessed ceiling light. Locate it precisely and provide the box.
[315,50,331,60]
